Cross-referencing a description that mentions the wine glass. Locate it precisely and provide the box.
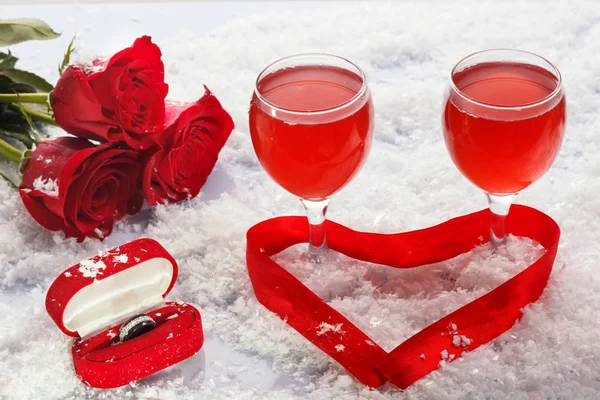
[249,54,374,263]
[442,49,566,244]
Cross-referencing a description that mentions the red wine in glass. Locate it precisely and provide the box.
[249,54,373,262]
[250,65,372,200]
[443,50,566,243]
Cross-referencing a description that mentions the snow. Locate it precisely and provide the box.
[113,254,128,264]
[77,258,107,279]
[1,1,600,400]
[316,322,344,336]
[452,334,471,348]
[452,335,461,347]
[32,177,58,198]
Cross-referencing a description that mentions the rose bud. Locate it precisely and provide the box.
[19,137,143,241]
[51,36,169,150]
[142,87,234,205]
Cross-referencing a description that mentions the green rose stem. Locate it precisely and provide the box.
[0,92,57,128]
[0,137,23,164]
[8,103,57,127]
[0,93,49,104]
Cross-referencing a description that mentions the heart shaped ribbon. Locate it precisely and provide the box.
[246,205,560,389]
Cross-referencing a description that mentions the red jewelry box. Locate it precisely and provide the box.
[45,238,204,389]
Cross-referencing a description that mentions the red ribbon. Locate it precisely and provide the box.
[246,205,560,389]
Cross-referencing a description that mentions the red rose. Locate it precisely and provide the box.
[142,87,234,205]
[51,36,168,150]
[19,137,143,240]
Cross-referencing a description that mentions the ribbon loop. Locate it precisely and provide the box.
[246,205,560,389]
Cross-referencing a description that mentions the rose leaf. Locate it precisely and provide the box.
[0,18,61,47]
[0,124,35,148]
[0,50,18,69]
[0,68,53,92]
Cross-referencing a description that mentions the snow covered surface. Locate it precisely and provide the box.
[1,1,600,399]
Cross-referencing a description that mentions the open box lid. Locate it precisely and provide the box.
[46,238,178,338]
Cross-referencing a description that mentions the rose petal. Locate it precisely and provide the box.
[52,67,116,142]
[86,36,168,150]
[141,89,233,205]
[20,139,143,240]
[19,190,66,232]
[21,137,93,189]
[127,192,144,215]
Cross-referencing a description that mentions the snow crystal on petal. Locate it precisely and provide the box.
[32,177,58,198]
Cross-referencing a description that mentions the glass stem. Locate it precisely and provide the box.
[300,198,330,263]
[486,193,517,246]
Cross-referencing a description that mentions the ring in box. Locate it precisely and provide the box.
[46,238,204,389]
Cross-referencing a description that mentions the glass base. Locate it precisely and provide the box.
[307,244,327,264]
[304,245,342,265]
[489,223,508,247]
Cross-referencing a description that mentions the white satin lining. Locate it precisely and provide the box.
[62,258,172,338]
